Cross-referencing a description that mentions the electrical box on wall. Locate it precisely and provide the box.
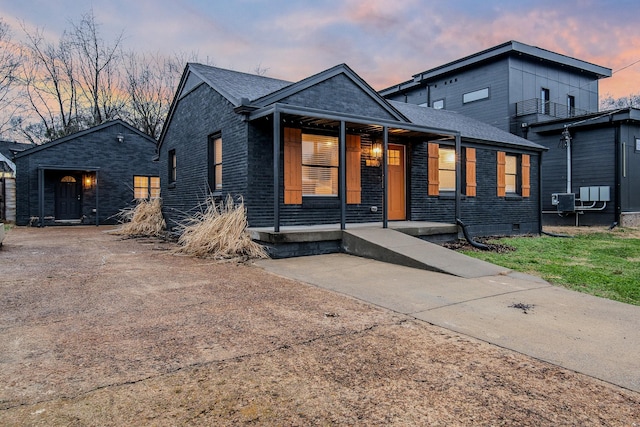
[579,186,610,202]
[556,193,576,212]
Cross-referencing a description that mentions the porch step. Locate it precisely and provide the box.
[342,228,508,278]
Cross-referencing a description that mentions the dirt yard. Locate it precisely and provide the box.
[1,226,639,426]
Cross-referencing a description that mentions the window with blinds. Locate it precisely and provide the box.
[302,133,339,196]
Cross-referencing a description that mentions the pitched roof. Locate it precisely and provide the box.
[188,63,292,106]
[390,101,547,151]
[15,119,156,159]
[0,140,33,159]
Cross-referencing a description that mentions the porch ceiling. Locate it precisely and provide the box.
[251,103,456,141]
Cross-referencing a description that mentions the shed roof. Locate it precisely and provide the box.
[390,101,547,151]
[380,40,611,96]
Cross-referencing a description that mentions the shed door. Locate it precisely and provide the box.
[56,175,81,220]
[387,144,406,220]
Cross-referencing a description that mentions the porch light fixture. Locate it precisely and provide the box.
[370,142,382,160]
[84,174,96,189]
[365,141,383,167]
[116,133,124,143]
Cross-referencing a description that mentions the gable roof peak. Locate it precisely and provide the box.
[186,62,293,106]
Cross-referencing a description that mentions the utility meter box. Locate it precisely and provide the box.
[579,186,611,202]
[557,193,576,212]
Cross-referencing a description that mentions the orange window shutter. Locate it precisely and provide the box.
[428,143,439,196]
[284,127,302,204]
[466,147,477,197]
[522,154,530,198]
[346,134,361,204]
[497,151,506,197]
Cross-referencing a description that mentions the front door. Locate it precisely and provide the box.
[55,175,81,220]
[387,144,406,220]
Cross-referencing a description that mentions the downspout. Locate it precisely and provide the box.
[563,126,572,194]
[614,124,622,225]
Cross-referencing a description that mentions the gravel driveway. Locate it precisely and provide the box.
[1,226,638,425]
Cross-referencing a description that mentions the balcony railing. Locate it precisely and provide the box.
[516,98,590,119]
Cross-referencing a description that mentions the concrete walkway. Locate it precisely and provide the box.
[256,253,640,393]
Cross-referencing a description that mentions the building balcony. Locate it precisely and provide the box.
[515,98,591,120]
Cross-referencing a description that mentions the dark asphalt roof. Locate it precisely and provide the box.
[185,63,545,151]
[390,101,547,151]
[188,63,293,106]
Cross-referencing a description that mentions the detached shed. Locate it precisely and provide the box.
[15,120,159,226]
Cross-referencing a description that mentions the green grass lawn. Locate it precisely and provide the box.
[460,229,640,306]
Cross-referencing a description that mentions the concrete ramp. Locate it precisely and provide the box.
[342,228,508,278]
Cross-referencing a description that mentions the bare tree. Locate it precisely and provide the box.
[600,93,640,111]
[121,51,181,139]
[19,24,79,141]
[70,10,124,126]
[0,19,23,137]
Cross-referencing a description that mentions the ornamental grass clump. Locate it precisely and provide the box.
[174,195,268,260]
[113,198,166,237]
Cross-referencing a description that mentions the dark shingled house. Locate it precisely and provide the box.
[15,120,159,226]
[158,63,546,254]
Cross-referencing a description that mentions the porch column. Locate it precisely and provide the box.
[94,170,99,226]
[273,108,281,232]
[382,126,388,229]
[340,121,346,230]
[38,167,44,227]
[455,132,461,222]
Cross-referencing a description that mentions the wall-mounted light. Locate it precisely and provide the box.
[370,142,382,160]
[366,141,382,167]
[116,133,124,143]
[84,174,95,189]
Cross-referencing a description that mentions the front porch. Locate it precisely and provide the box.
[249,220,459,259]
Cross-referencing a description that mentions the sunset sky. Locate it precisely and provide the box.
[1,0,639,99]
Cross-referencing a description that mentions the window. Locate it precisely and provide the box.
[541,88,550,114]
[134,176,160,199]
[497,152,530,198]
[463,88,489,104]
[505,155,518,193]
[302,133,339,196]
[168,149,176,184]
[208,133,222,192]
[432,99,445,109]
[283,128,361,205]
[567,95,575,117]
[438,147,456,191]
[636,138,640,152]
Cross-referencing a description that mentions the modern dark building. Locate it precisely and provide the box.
[15,120,159,226]
[158,62,546,247]
[382,40,639,226]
